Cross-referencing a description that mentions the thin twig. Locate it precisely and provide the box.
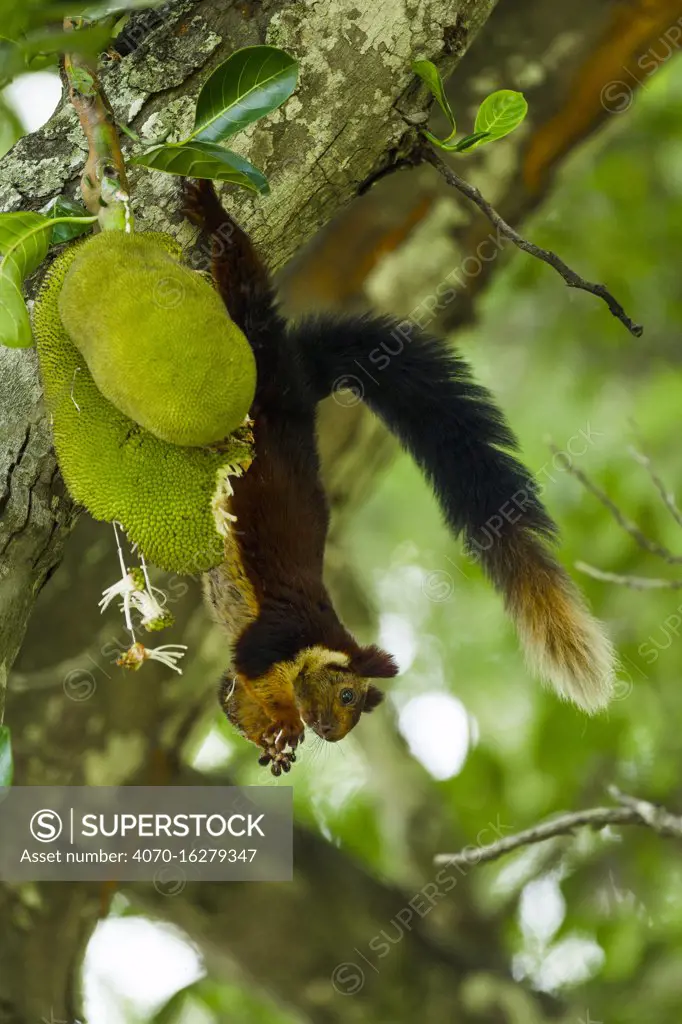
[576,562,682,590]
[548,444,682,566]
[421,146,643,338]
[434,789,682,868]
[629,446,682,531]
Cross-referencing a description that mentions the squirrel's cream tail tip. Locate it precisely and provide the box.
[513,576,616,714]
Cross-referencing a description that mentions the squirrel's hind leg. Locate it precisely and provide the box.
[181,178,284,347]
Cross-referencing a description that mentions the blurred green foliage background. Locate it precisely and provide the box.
[336,56,682,1023]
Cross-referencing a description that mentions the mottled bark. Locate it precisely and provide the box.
[0,349,75,726]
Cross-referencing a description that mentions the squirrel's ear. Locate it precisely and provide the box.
[352,645,398,679]
[362,684,385,713]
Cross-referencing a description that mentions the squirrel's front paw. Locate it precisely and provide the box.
[259,715,305,776]
[258,747,296,776]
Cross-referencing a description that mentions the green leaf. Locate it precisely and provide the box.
[472,89,528,147]
[0,37,27,87]
[131,141,270,193]
[0,2,31,42]
[0,96,24,157]
[23,24,113,64]
[150,977,297,1023]
[44,197,95,244]
[1,22,113,85]
[0,726,13,787]
[0,210,97,346]
[412,59,456,138]
[190,45,298,143]
[0,212,52,347]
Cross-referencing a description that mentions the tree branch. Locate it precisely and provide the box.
[0,350,76,727]
[548,442,682,567]
[421,145,644,338]
[628,445,682,531]
[434,788,682,869]
[575,562,682,590]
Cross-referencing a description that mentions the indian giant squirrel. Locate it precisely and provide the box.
[183,179,615,775]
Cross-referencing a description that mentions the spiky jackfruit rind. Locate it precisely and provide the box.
[33,236,252,574]
[57,231,257,447]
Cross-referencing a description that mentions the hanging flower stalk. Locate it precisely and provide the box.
[101,522,188,675]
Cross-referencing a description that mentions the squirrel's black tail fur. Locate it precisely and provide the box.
[291,314,615,713]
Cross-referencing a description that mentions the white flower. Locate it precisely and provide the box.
[146,644,188,672]
[99,572,138,630]
[117,642,188,674]
[104,523,185,670]
[130,586,174,632]
[100,568,173,633]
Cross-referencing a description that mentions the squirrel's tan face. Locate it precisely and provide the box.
[293,646,395,742]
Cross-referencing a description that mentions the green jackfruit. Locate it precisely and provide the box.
[57,231,256,446]
[33,237,253,574]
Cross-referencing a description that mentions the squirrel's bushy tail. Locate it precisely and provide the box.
[291,314,615,712]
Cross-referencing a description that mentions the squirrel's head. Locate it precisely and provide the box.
[294,645,397,742]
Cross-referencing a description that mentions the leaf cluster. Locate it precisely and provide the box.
[130,46,299,193]
[412,59,528,153]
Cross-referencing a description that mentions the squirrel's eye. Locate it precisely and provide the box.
[340,688,356,706]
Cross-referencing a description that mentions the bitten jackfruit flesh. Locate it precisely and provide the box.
[33,238,253,574]
[57,231,256,446]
